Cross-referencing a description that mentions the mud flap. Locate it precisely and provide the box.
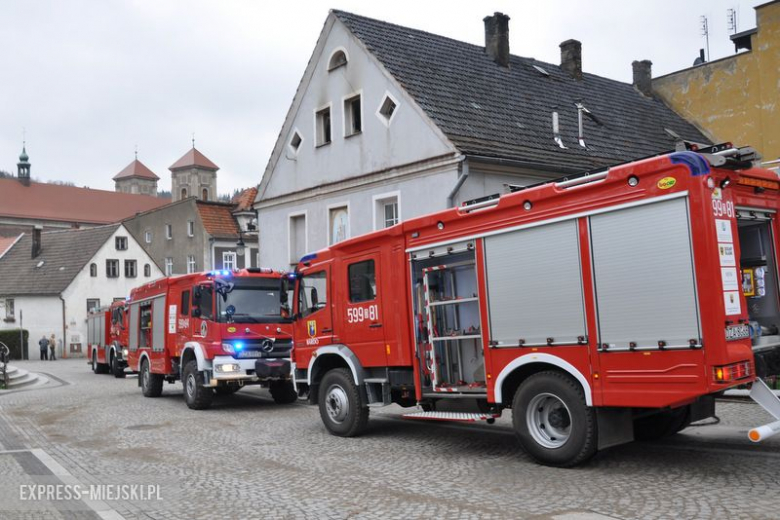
[596,408,634,449]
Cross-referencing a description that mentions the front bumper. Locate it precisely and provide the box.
[255,358,291,380]
[207,355,291,386]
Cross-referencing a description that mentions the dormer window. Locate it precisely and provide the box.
[328,49,348,71]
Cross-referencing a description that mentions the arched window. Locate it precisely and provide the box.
[328,49,348,71]
[90,263,97,277]
[202,188,208,201]
[144,264,151,277]
[181,188,188,199]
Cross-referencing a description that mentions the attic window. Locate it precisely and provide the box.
[377,93,399,126]
[289,131,303,154]
[344,94,362,136]
[532,65,550,76]
[315,107,332,147]
[328,49,348,71]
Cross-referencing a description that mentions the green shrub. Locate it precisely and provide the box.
[0,329,29,361]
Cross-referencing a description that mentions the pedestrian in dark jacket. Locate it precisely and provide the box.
[38,335,49,361]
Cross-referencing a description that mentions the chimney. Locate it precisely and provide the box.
[484,12,510,67]
[632,60,653,97]
[560,39,582,80]
[31,226,42,259]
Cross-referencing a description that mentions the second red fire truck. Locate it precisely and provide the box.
[125,268,296,409]
[290,144,780,466]
[87,300,130,378]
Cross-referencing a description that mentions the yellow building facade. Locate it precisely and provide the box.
[653,1,779,162]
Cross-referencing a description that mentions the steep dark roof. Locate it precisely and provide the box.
[0,225,118,295]
[333,11,709,172]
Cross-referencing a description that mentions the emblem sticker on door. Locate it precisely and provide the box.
[307,320,317,337]
[657,177,676,190]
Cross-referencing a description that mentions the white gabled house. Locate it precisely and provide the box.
[255,10,708,269]
[0,224,163,358]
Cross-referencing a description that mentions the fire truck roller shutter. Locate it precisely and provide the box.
[129,304,139,351]
[589,197,700,350]
[484,219,587,346]
[99,313,105,349]
[152,296,166,352]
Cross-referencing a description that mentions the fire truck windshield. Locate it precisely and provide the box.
[216,278,290,323]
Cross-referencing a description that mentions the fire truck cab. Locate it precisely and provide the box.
[87,300,129,378]
[291,144,780,466]
[126,268,296,410]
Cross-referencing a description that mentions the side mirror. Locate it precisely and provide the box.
[192,307,201,318]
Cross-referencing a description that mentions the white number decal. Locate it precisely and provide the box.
[712,200,735,218]
[347,305,379,323]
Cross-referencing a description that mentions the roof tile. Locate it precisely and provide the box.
[169,148,219,171]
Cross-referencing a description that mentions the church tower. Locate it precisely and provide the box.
[169,145,218,202]
[17,142,30,187]
[113,153,160,195]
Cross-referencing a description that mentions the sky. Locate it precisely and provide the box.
[0,0,762,196]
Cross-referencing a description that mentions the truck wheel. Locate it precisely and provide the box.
[183,360,213,410]
[512,371,597,467]
[634,408,690,441]
[270,380,298,404]
[140,359,163,398]
[111,353,126,378]
[318,368,369,437]
[92,352,108,374]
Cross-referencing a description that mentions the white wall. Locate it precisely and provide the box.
[61,224,163,357]
[0,296,62,359]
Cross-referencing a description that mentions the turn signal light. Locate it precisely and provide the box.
[713,361,752,383]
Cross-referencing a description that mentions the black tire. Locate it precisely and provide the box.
[512,371,597,467]
[111,352,126,378]
[214,385,240,396]
[634,407,690,441]
[270,380,298,404]
[140,359,163,398]
[91,351,98,373]
[183,360,213,410]
[318,368,369,437]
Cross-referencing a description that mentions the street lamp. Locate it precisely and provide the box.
[236,229,246,257]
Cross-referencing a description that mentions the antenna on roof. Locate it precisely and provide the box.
[134,144,138,160]
[727,8,738,35]
[192,133,195,149]
[700,15,710,61]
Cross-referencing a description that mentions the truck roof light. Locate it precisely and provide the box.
[299,253,318,264]
[628,176,639,187]
[720,178,732,189]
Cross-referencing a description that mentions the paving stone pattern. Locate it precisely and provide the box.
[1,359,779,519]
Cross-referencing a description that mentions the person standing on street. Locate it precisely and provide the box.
[48,334,57,361]
[38,335,49,361]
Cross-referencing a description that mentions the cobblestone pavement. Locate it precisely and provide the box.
[1,359,780,519]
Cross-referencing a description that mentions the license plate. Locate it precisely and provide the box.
[725,324,751,341]
[236,350,262,359]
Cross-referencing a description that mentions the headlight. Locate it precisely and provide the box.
[122,348,129,357]
[215,363,240,373]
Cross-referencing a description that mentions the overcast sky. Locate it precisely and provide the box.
[0,0,761,195]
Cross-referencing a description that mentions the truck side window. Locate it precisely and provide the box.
[299,271,327,318]
[191,286,214,320]
[181,290,190,315]
[348,260,376,302]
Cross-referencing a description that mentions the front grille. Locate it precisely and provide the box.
[231,339,291,359]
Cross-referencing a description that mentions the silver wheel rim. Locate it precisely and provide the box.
[325,384,350,424]
[186,373,196,398]
[526,393,572,449]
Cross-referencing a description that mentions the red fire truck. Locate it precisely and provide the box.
[291,144,780,466]
[87,300,130,378]
[125,268,296,410]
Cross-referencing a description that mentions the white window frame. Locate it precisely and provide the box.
[115,236,128,250]
[4,298,14,320]
[164,258,173,276]
[327,46,349,71]
[223,251,237,271]
[124,259,137,278]
[165,224,172,240]
[342,90,363,138]
[106,259,119,278]
[144,230,152,244]
[327,202,351,246]
[376,91,400,127]
[187,221,194,237]
[313,102,333,148]
[187,255,196,274]
[372,191,402,231]
[288,128,304,156]
[288,210,308,265]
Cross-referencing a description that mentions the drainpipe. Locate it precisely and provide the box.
[209,237,215,270]
[59,295,67,359]
[447,157,469,208]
